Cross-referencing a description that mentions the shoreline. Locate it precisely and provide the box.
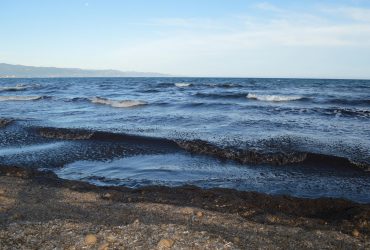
[0,165,369,249]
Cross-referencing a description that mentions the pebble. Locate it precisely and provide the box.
[181,207,194,215]
[157,239,175,249]
[98,242,109,250]
[233,237,240,243]
[267,215,278,223]
[0,189,5,195]
[102,193,112,199]
[352,229,360,237]
[242,210,256,217]
[196,211,203,218]
[106,234,116,243]
[84,234,97,245]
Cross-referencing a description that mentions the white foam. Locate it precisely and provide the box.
[0,84,29,91]
[247,93,304,102]
[0,96,42,101]
[91,97,147,108]
[175,83,191,87]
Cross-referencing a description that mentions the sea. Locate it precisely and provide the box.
[0,77,369,203]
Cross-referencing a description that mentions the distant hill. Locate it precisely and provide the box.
[0,63,170,78]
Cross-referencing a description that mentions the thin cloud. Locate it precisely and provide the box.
[322,6,370,22]
[255,2,284,13]
[115,3,370,77]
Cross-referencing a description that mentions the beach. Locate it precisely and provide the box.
[0,77,369,249]
[0,165,369,249]
[2,0,370,248]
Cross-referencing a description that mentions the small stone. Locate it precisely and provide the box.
[102,193,112,199]
[196,211,203,218]
[352,229,360,237]
[127,197,132,202]
[181,207,194,215]
[360,220,368,227]
[233,237,240,243]
[106,235,116,243]
[267,215,278,223]
[85,234,97,245]
[0,189,5,195]
[98,242,109,250]
[157,239,174,249]
[242,210,256,217]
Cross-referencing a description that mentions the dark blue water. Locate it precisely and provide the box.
[0,78,369,202]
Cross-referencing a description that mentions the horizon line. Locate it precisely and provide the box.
[1,62,370,81]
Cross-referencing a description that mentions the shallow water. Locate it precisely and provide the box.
[56,153,370,203]
[0,77,369,202]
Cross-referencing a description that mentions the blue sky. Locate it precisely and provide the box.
[1,0,370,78]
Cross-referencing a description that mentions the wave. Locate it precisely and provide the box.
[205,83,242,88]
[0,84,29,92]
[321,108,370,118]
[35,127,179,152]
[247,93,306,102]
[90,97,147,108]
[69,97,90,102]
[30,126,369,171]
[0,95,43,101]
[268,107,370,118]
[326,98,370,106]
[175,83,192,87]
[195,92,248,99]
[176,140,369,170]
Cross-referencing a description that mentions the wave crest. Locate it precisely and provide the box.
[90,97,147,108]
[0,84,29,92]
[0,96,43,101]
[175,83,192,87]
[247,93,305,102]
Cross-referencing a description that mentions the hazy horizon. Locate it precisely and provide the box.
[2,62,370,80]
[1,0,370,79]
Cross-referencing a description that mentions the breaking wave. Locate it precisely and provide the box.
[0,84,29,92]
[247,93,306,102]
[175,83,192,87]
[90,97,147,108]
[0,95,43,101]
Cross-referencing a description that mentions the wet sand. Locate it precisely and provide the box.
[0,165,369,249]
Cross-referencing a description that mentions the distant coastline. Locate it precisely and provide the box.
[0,63,170,78]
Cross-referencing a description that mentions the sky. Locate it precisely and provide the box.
[1,0,370,78]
